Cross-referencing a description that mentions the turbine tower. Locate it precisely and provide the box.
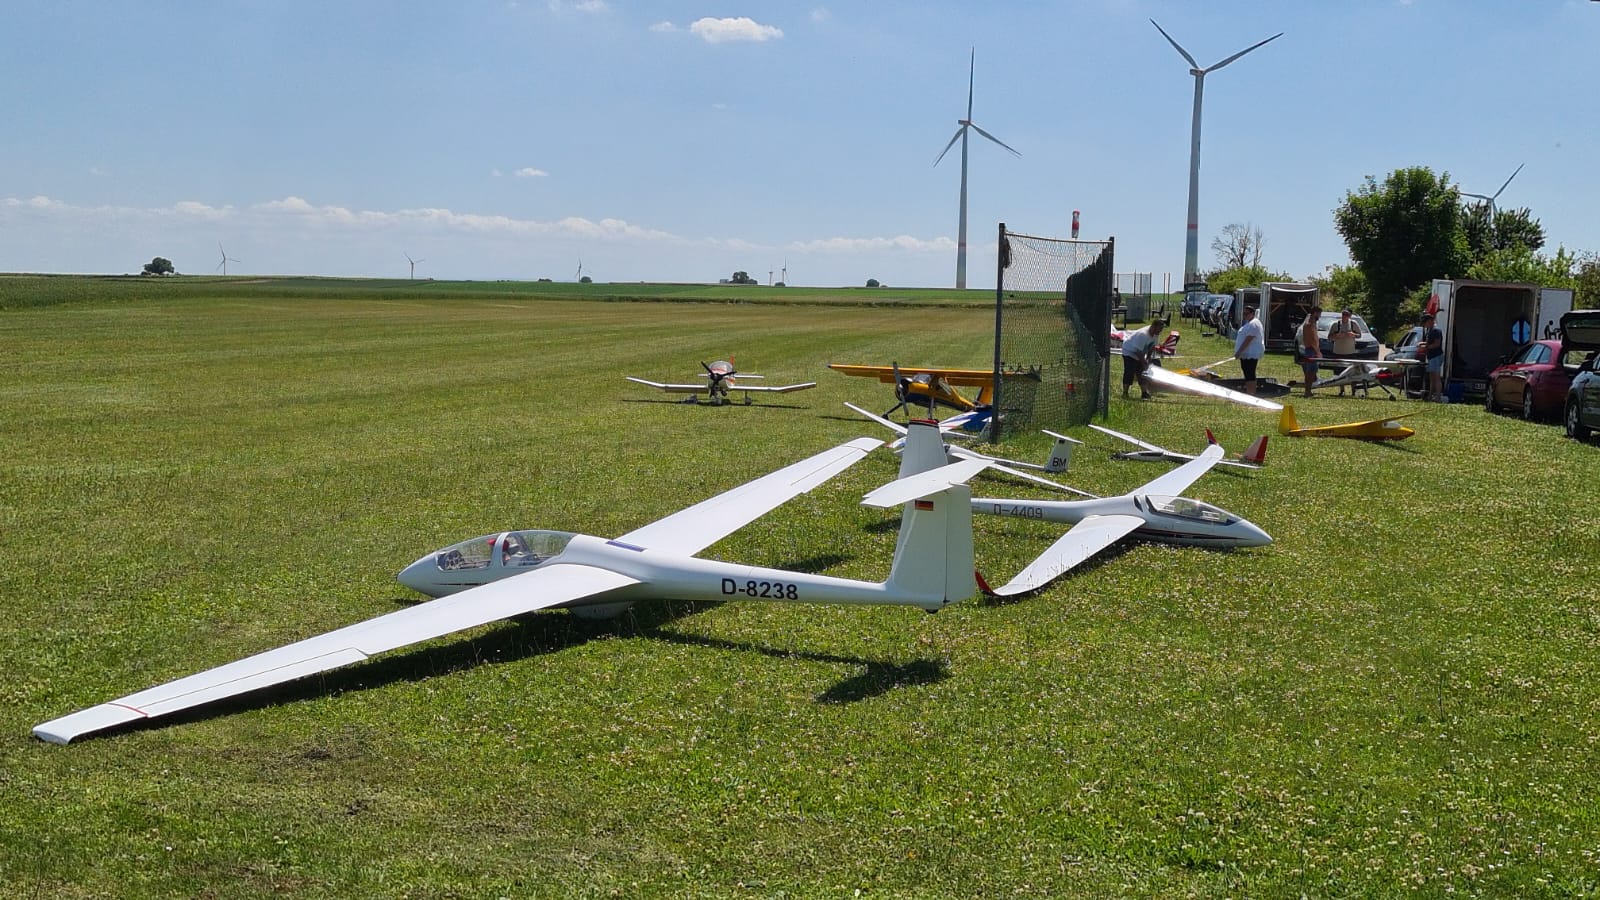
[934,48,1019,290]
[216,243,240,276]
[405,252,425,280]
[1150,19,1282,294]
[1462,163,1524,217]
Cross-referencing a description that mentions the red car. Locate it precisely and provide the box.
[1485,339,1589,420]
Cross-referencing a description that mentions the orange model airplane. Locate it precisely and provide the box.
[828,363,1040,419]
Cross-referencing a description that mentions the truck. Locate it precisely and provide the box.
[1259,282,1320,352]
[1430,279,1574,401]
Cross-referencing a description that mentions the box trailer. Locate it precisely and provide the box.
[1430,278,1575,400]
[1261,282,1320,352]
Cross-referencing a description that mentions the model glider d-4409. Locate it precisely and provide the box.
[34,427,994,744]
[626,359,816,405]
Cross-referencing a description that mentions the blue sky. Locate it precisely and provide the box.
[3,1,1597,287]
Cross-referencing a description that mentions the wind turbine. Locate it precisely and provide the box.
[934,48,1019,290]
[575,259,584,281]
[216,243,240,276]
[781,259,787,285]
[1461,163,1525,217]
[404,252,425,280]
[1150,19,1282,294]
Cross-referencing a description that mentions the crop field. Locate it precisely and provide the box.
[3,276,1598,897]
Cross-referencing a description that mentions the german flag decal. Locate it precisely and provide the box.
[914,499,935,511]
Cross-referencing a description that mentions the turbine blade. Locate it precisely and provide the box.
[1150,19,1199,69]
[1493,163,1524,200]
[1206,32,1284,72]
[968,123,1020,157]
[933,127,965,167]
[966,47,975,121]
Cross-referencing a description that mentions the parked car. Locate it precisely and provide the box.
[1484,339,1590,420]
[1560,310,1600,440]
[1316,311,1380,359]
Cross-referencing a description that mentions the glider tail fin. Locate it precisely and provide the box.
[1239,435,1268,465]
[876,421,979,611]
[1279,404,1299,434]
[1043,435,1074,473]
[1204,427,1218,446]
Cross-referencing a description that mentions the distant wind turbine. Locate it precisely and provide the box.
[1461,163,1525,217]
[781,259,787,285]
[575,258,584,281]
[405,252,425,280]
[216,243,240,276]
[934,48,1019,290]
[1150,19,1282,293]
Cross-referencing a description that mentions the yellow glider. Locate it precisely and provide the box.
[1278,404,1415,441]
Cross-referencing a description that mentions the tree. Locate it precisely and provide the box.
[1202,264,1291,297]
[578,275,592,284]
[729,270,757,285]
[1461,204,1545,259]
[1334,166,1469,334]
[1309,264,1369,315]
[1210,223,1264,271]
[865,278,881,288]
[1466,244,1576,288]
[141,256,175,276]
[1575,252,1600,311]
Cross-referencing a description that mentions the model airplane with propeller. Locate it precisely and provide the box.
[892,428,1271,597]
[1278,404,1415,441]
[34,429,998,744]
[1110,327,1181,357]
[1306,358,1420,400]
[828,362,1040,422]
[1089,424,1268,469]
[844,402,1090,496]
[627,360,816,405]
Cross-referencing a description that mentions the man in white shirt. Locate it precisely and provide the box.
[1120,319,1165,399]
[1233,306,1265,395]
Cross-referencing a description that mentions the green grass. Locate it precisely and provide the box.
[3,280,1599,897]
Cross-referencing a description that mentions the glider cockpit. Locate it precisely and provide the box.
[1137,494,1240,527]
[399,530,577,597]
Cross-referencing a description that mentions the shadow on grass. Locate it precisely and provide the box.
[644,628,949,705]
[98,596,717,742]
[618,398,814,410]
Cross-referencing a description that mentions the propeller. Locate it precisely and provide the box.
[883,361,913,419]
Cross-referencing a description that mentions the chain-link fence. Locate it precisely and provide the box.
[989,225,1113,441]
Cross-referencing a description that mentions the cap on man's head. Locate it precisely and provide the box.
[1152,318,1167,329]
[1341,307,1352,315]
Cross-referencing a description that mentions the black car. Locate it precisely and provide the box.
[1561,310,1600,440]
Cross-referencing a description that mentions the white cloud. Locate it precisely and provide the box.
[649,21,678,33]
[490,168,504,177]
[790,235,954,254]
[689,17,783,44]
[810,7,831,23]
[89,166,110,177]
[546,0,606,12]
[514,167,548,178]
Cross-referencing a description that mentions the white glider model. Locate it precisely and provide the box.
[626,359,816,405]
[930,439,1271,596]
[35,428,990,744]
[1308,358,1419,400]
[1089,424,1268,469]
[844,402,1091,497]
[1142,364,1284,411]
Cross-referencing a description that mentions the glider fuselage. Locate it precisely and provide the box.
[399,532,946,612]
[974,495,1270,548]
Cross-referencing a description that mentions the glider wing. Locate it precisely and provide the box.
[615,437,881,557]
[990,513,1145,596]
[33,563,642,744]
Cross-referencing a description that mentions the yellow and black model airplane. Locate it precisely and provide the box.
[827,362,1040,420]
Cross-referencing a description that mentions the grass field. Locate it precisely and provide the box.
[3,277,1598,897]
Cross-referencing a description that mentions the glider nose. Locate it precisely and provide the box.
[397,555,444,597]
[1237,520,1273,548]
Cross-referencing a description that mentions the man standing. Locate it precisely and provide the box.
[1328,307,1362,358]
[1297,306,1322,398]
[1233,306,1265,395]
[1420,313,1446,402]
[1120,318,1165,399]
